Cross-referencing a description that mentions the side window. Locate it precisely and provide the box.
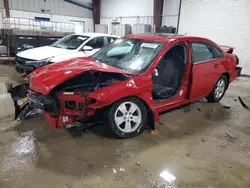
[86,37,105,49]
[107,37,118,44]
[191,42,213,63]
[213,46,223,58]
[107,37,114,44]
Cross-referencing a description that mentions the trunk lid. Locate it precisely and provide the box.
[220,45,234,54]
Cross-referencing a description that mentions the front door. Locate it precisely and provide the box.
[188,41,225,100]
[152,42,189,110]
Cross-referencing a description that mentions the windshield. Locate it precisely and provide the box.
[91,38,165,73]
[51,35,89,50]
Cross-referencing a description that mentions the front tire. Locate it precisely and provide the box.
[107,97,148,138]
[206,75,228,103]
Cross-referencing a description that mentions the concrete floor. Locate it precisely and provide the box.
[0,64,250,188]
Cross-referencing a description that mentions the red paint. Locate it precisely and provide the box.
[29,35,242,129]
[29,57,134,95]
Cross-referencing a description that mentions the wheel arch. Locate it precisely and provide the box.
[108,95,156,130]
[222,72,230,88]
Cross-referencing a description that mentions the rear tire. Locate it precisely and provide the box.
[206,75,228,103]
[107,97,148,138]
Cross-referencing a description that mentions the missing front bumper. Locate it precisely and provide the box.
[5,73,41,120]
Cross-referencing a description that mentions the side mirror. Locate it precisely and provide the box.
[153,69,159,76]
[82,45,93,51]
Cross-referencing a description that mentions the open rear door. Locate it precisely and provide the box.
[188,60,220,100]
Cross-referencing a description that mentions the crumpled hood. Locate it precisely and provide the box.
[29,57,134,95]
[17,46,73,60]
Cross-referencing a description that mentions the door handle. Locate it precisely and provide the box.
[214,64,220,68]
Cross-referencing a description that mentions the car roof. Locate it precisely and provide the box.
[124,33,211,43]
[71,32,120,38]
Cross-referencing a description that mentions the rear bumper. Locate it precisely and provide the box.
[236,66,242,77]
[230,66,242,83]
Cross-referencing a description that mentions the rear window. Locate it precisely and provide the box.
[191,42,213,63]
[213,46,223,58]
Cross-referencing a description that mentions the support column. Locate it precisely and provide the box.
[3,0,10,18]
[153,0,164,32]
[92,0,100,31]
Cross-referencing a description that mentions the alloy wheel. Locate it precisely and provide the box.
[214,79,226,99]
[114,102,142,133]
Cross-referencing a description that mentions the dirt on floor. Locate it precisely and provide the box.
[0,64,250,188]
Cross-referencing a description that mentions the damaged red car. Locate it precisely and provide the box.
[27,34,242,138]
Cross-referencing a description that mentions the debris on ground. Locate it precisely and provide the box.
[119,168,125,172]
[112,169,117,174]
[197,108,201,111]
[158,122,164,125]
[201,138,206,142]
[234,99,238,101]
[185,153,190,157]
[238,96,250,112]
[88,164,95,169]
[184,132,191,136]
[225,133,236,140]
[104,165,107,168]
[135,162,140,166]
[223,105,231,109]
[151,129,159,135]
[183,106,191,113]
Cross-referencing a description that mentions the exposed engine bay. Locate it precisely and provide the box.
[6,70,131,121]
[54,71,131,93]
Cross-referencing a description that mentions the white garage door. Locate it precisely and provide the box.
[178,0,250,75]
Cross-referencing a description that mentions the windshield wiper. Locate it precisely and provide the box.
[51,45,62,49]
[65,47,77,50]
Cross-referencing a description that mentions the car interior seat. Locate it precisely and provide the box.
[152,45,185,100]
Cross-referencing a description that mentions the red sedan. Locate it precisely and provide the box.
[27,34,242,138]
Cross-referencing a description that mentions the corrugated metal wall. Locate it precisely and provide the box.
[8,10,93,32]
[5,0,93,32]
[100,0,181,34]
[161,0,180,28]
[100,0,153,34]
[8,0,92,18]
[100,16,153,35]
[101,0,153,18]
[179,0,250,75]
[0,0,4,8]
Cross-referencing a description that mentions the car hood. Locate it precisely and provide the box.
[29,57,134,95]
[17,46,73,60]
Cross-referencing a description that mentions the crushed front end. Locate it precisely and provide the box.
[27,90,87,128]
[28,70,131,129]
[5,71,42,120]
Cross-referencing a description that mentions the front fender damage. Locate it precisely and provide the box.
[87,74,158,130]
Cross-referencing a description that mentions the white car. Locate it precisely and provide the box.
[15,33,120,74]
